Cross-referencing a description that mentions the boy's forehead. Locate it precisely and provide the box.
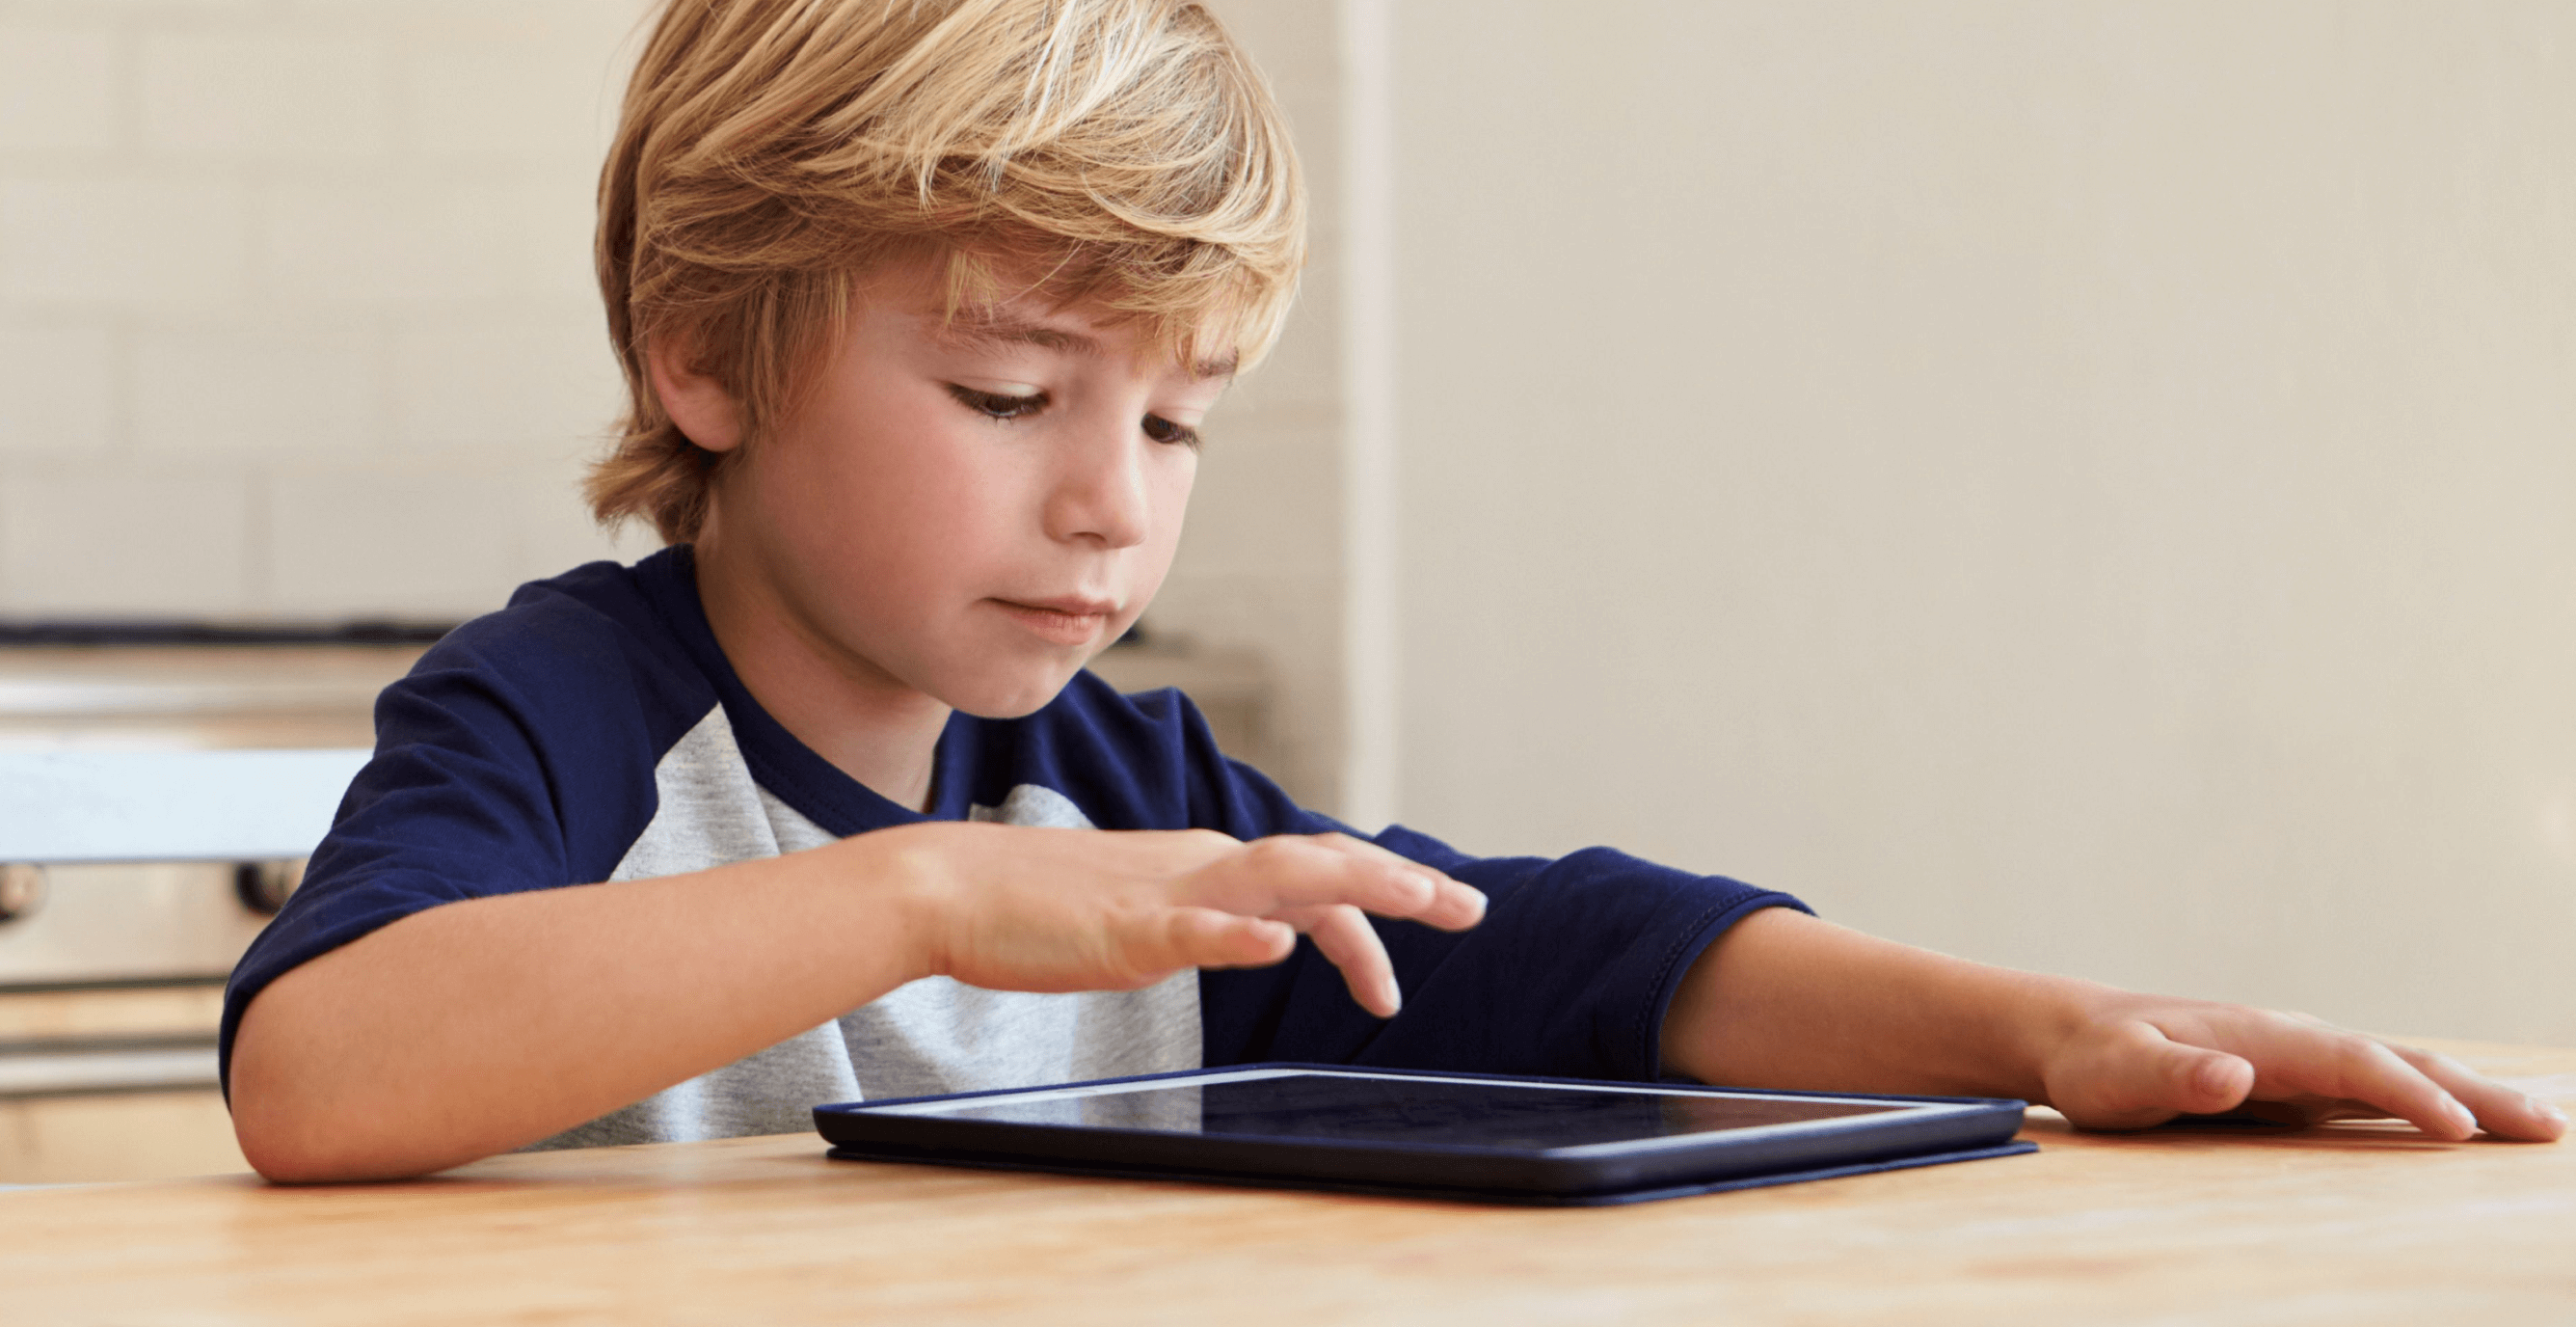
[929,304,1240,382]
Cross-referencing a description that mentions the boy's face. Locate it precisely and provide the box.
[697,258,1231,719]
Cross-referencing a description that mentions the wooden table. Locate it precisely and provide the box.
[5,1040,2570,1325]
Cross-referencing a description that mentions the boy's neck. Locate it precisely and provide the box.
[690,533,950,814]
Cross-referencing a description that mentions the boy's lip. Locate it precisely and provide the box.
[989,596,1117,645]
[1006,594,1119,617]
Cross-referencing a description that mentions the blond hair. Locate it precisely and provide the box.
[588,0,1306,542]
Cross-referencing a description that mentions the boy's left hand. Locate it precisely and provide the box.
[2035,995,2568,1142]
[1662,908,2566,1144]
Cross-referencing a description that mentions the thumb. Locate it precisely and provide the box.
[2053,1027,2254,1129]
[2160,1043,2256,1116]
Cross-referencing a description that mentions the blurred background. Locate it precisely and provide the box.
[1359,0,2576,1051]
[0,0,2568,1178]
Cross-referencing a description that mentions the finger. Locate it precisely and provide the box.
[1304,835,1489,931]
[1190,835,1483,926]
[2384,1043,2569,1144]
[2226,1024,2478,1142]
[1297,904,1402,1018]
[1131,907,1296,975]
[1277,836,1484,928]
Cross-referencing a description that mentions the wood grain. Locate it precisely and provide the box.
[2,1039,2568,1326]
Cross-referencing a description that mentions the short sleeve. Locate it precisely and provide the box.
[1088,684,1813,1083]
[218,571,693,1093]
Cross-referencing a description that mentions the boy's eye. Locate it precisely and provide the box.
[949,384,1046,420]
[1141,414,1201,448]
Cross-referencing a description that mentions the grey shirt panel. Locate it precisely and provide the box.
[531,706,1202,1151]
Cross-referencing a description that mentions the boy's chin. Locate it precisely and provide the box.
[935,666,1084,721]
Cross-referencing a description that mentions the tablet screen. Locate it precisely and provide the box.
[877,1070,1913,1154]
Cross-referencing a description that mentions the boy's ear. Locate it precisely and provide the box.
[645,336,746,453]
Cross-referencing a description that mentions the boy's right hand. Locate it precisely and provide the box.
[871,824,1487,1017]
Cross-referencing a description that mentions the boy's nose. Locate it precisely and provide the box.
[1043,431,1152,550]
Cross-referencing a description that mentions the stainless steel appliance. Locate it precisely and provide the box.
[0,627,433,1182]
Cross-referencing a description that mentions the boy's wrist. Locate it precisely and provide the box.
[829,823,957,987]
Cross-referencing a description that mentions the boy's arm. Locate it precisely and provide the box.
[228,824,1481,1183]
[1660,907,2567,1142]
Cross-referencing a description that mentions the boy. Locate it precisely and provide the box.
[225,0,2561,1182]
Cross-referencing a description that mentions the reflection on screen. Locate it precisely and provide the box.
[928,1075,1903,1151]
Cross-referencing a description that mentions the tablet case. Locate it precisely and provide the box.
[818,1063,2037,1206]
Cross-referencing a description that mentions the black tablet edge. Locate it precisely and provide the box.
[814,1063,2030,1199]
[818,1098,2024,1195]
[822,1138,2040,1207]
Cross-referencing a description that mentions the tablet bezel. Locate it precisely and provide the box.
[853,1065,1980,1157]
[816,1063,2030,1201]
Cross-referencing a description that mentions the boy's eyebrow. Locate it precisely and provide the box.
[943,314,1239,381]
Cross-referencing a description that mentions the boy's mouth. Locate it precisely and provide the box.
[990,597,1116,646]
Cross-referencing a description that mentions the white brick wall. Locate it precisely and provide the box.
[391,311,621,452]
[0,0,649,622]
[407,45,628,160]
[139,34,391,159]
[0,319,115,453]
[266,467,523,616]
[0,178,257,304]
[0,26,117,155]
[0,465,253,614]
[261,182,524,305]
[132,317,379,456]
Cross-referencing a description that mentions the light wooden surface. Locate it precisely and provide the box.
[2,1040,2570,1326]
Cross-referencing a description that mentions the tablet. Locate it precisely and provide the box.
[815,1064,2034,1205]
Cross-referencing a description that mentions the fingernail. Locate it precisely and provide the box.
[2448,1100,2479,1134]
[2193,1057,2237,1098]
[2536,1097,2567,1125]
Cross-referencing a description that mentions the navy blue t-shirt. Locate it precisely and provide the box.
[222,547,1805,1146]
